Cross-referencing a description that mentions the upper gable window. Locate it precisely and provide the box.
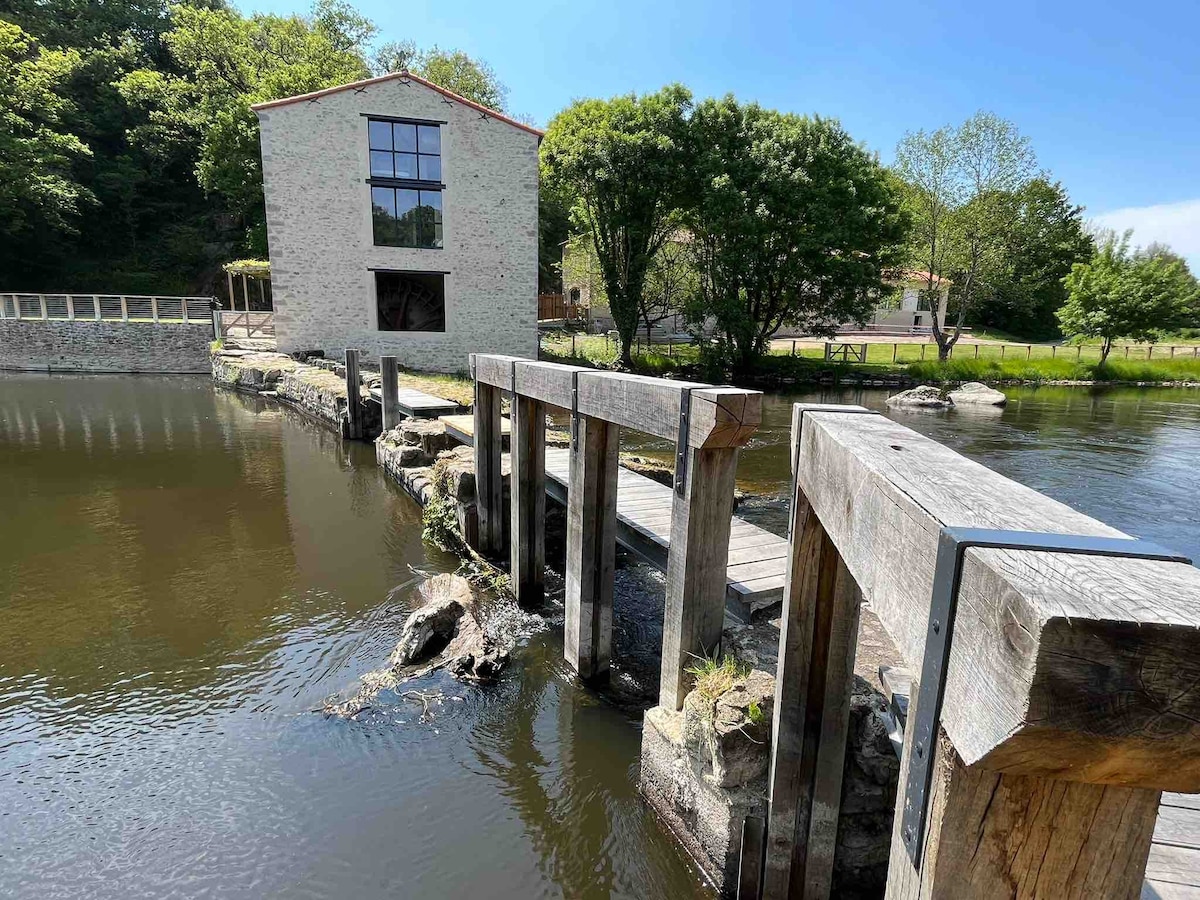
[368,119,441,182]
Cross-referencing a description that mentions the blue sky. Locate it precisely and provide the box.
[254,0,1200,267]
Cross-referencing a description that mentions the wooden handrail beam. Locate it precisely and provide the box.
[795,408,1200,789]
[472,353,762,449]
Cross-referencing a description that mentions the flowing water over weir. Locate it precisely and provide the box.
[2,373,1200,898]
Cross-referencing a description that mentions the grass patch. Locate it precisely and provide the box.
[906,355,1200,384]
[210,338,224,352]
[686,653,751,702]
[399,369,475,406]
[539,331,698,376]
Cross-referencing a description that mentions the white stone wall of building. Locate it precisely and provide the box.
[257,78,539,373]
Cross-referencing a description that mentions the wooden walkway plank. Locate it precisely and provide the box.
[368,385,460,419]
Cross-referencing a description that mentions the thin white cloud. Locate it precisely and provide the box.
[1090,198,1200,272]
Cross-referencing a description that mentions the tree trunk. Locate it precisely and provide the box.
[1100,337,1112,364]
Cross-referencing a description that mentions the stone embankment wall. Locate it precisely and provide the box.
[210,348,379,435]
[0,319,213,373]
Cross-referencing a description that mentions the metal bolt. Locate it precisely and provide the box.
[904,827,912,843]
[932,619,940,634]
[916,743,924,758]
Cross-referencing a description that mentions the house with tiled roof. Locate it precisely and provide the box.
[252,71,541,371]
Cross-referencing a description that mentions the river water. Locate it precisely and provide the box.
[2,374,1198,899]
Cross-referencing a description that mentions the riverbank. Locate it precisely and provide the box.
[539,334,1200,388]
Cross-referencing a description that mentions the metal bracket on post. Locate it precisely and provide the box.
[570,370,580,445]
[901,526,1192,868]
[510,360,518,399]
[673,387,694,495]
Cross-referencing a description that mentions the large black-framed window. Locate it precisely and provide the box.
[375,270,446,332]
[367,117,443,249]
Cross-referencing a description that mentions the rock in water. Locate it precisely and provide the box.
[886,385,952,408]
[948,381,1007,406]
[389,574,508,680]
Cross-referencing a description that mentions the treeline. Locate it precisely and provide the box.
[0,0,508,293]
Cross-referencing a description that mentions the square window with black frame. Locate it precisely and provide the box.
[375,271,446,332]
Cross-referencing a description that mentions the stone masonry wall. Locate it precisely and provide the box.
[256,77,540,373]
[0,319,213,373]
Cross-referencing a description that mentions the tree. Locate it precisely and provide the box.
[684,96,909,374]
[0,21,93,275]
[1058,231,1194,361]
[640,235,695,342]
[541,85,693,366]
[974,179,1095,339]
[896,111,1038,358]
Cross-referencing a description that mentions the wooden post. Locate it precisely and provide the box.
[258,278,266,310]
[564,412,619,680]
[1125,346,1130,359]
[181,295,190,324]
[1077,344,1082,359]
[226,272,235,312]
[1000,344,1005,359]
[344,349,363,440]
[792,339,797,356]
[659,434,740,709]
[1051,344,1056,358]
[151,296,160,323]
[473,371,504,556]
[1026,344,1031,358]
[920,343,926,360]
[93,294,101,321]
[380,356,401,432]
[974,343,979,359]
[510,389,546,606]
[39,294,48,320]
[120,295,128,322]
[66,295,75,320]
[763,404,866,900]
[893,343,899,362]
[884,725,1160,900]
[241,273,250,312]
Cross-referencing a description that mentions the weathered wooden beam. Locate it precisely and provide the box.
[884,720,1160,900]
[473,354,761,448]
[510,392,546,606]
[794,409,1200,789]
[564,413,618,680]
[344,349,363,440]
[379,356,401,432]
[659,441,739,710]
[472,372,504,557]
[762,453,862,900]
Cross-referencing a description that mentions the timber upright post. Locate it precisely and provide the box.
[658,398,740,709]
[762,404,870,900]
[509,365,546,606]
[344,349,363,440]
[379,356,401,432]
[470,354,504,557]
[564,402,619,680]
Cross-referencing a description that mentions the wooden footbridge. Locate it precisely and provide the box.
[360,351,1200,899]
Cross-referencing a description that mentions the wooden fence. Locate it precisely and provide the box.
[780,338,1200,364]
[0,292,213,324]
[759,403,1199,899]
[218,310,275,339]
[538,293,588,322]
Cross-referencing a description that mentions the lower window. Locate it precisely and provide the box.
[375,271,446,332]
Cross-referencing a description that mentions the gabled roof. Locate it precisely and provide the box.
[250,70,543,138]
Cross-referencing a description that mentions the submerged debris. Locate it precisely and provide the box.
[326,574,510,718]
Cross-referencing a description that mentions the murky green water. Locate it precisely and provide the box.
[0,374,708,900]
[3,374,1199,900]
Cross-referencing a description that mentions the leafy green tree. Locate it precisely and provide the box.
[0,20,93,274]
[896,111,1038,358]
[414,48,507,111]
[974,179,1094,339]
[684,96,908,374]
[118,1,373,253]
[1058,231,1194,361]
[541,85,693,365]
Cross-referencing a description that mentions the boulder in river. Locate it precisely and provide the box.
[886,385,952,408]
[948,381,1008,406]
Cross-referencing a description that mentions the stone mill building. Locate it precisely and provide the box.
[252,71,542,372]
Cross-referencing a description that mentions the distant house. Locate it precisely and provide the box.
[853,271,951,332]
[252,71,542,372]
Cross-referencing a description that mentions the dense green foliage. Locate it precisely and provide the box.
[0,0,509,293]
[684,97,908,374]
[541,85,694,365]
[1058,232,1198,361]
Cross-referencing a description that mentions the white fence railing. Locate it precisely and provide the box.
[0,293,213,324]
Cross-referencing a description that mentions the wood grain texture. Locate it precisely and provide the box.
[510,393,545,607]
[796,409,1200,789]
[379,356,401,431]
[886,726,1159,900]
[659,444,739,710]
[563,414,618,680]
[473,380,503,556]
